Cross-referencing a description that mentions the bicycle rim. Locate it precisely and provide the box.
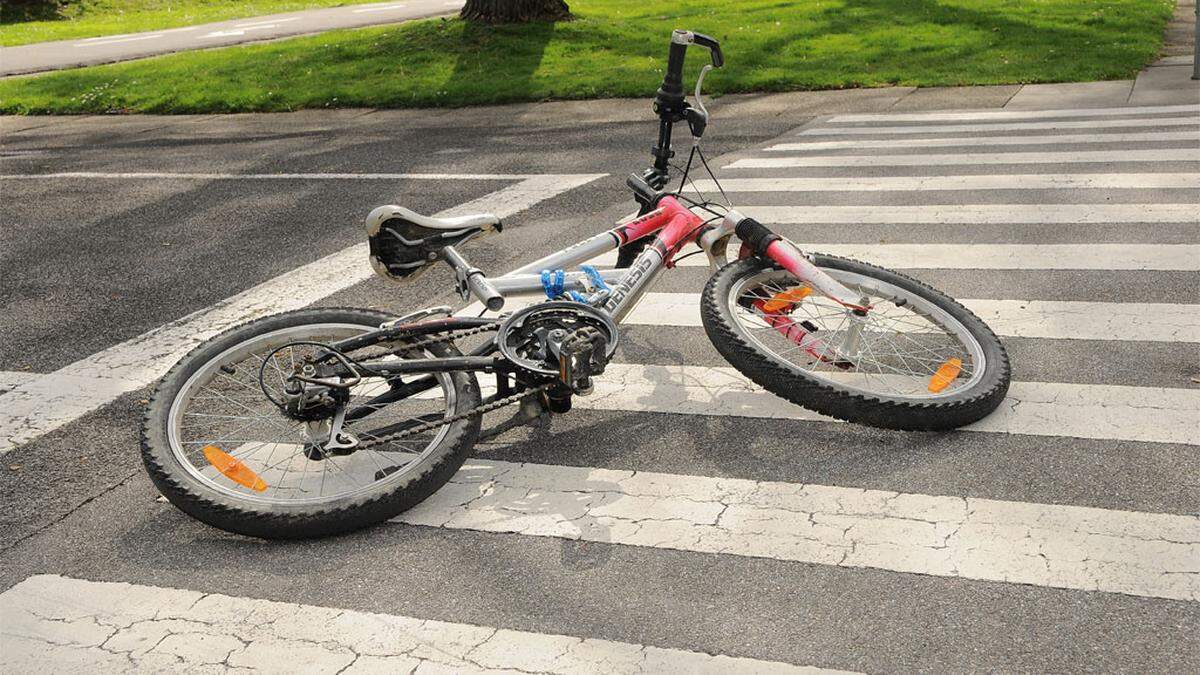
[166,323,456,507]
[728,267,987,401]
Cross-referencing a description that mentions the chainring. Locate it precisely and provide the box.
[496,301,619,376]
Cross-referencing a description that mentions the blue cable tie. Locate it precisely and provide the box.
[568,291,588,303]
[580,264,608,291]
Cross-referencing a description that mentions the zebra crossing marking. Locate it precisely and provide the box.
[395,459,1200,602]
[594,244,1200,271]
[828,104,1199,123]
[687,173,1200,192]
[475,292,1200,343]
[0,371,40,393]
[765,131,1200,151]
[571,363,1199,446]
[623,293,1199,344]
[0,575,849,674]
[797,117,1199,135]
[734,204,1199,224]
[0,174,607,455]
[726,149,1200,168]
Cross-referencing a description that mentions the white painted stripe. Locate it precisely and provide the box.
[829,104,1199,123]
[235,17,300,27]
[75,27,196,44]
[726,149,1200,168]
[353,3,409,12]
[764,243,1200,272]
[738,204,1200,224]
[200,26,279,38]
[479,292,1200,343]
[0,371,40,392]
[0,171,541,181]
[398,459,1200,601]
[766,131,1200,151]
[0,174,606,455]
[573,363,1200,446]
[73,34,164,47]
[0,576,845,674]
[800,117,1200,135]
[687,173,1200,192]
[79,32,138,42]
[963,299,1200,343]
[593,244,1200,271]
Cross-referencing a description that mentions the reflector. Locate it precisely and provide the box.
[202,445,268,492]
[762,286,812,313]
[928,358,963,393]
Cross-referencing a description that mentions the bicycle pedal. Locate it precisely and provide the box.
[557,327,610,392]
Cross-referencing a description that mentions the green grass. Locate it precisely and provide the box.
[0,0,359,46]
[0,0,1175,115]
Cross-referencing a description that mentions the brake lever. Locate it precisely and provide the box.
[687,64,713,138]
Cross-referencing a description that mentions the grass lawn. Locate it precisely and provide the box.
[0,0,1176,114]
[0,0,359,46]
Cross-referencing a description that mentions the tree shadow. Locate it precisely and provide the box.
[442,19,558,106]
[1,1,66,24]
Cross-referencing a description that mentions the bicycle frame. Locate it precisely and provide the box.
[484,194,708,322]
[329,191,870,381]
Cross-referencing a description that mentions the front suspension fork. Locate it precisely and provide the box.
[729,214,870,363]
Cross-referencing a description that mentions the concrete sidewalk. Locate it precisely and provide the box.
[17,64,1194,143]
[0,0,464,77]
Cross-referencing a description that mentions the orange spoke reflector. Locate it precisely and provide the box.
[762,286,812,313]
[928,358,963,393]
[202,445,268,492]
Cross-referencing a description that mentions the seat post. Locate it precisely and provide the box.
[441,246,504,312]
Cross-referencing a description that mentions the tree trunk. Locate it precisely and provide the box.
[460,0,571,24]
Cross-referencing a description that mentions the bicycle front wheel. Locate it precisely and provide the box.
[701,255,1011,431]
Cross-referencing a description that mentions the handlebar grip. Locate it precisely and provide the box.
[661,37,689,100]
[691,32,724,68]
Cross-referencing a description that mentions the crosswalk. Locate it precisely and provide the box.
[2,102,1198,671]
[428,102,1200,667]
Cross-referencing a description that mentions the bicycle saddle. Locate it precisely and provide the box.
[365,205,502,282]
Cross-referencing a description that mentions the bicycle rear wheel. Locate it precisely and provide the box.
[701,255,1010,431]
[141,308,481,539]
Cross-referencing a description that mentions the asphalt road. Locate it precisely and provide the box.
[0,0,465,77]
[1,85,1198,673]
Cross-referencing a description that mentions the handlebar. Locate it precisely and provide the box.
[657,30,723,109]
[649,29,723,179]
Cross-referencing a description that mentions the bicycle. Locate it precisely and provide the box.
[142,30,1011,539]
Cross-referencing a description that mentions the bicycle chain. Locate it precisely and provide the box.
[353,320,551,449]
[356,382,552,450]
[392,321,500,352]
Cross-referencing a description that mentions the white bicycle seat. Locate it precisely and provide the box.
[365,205,500,236]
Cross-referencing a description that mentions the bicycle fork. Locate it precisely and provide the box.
[718,211,871,365]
